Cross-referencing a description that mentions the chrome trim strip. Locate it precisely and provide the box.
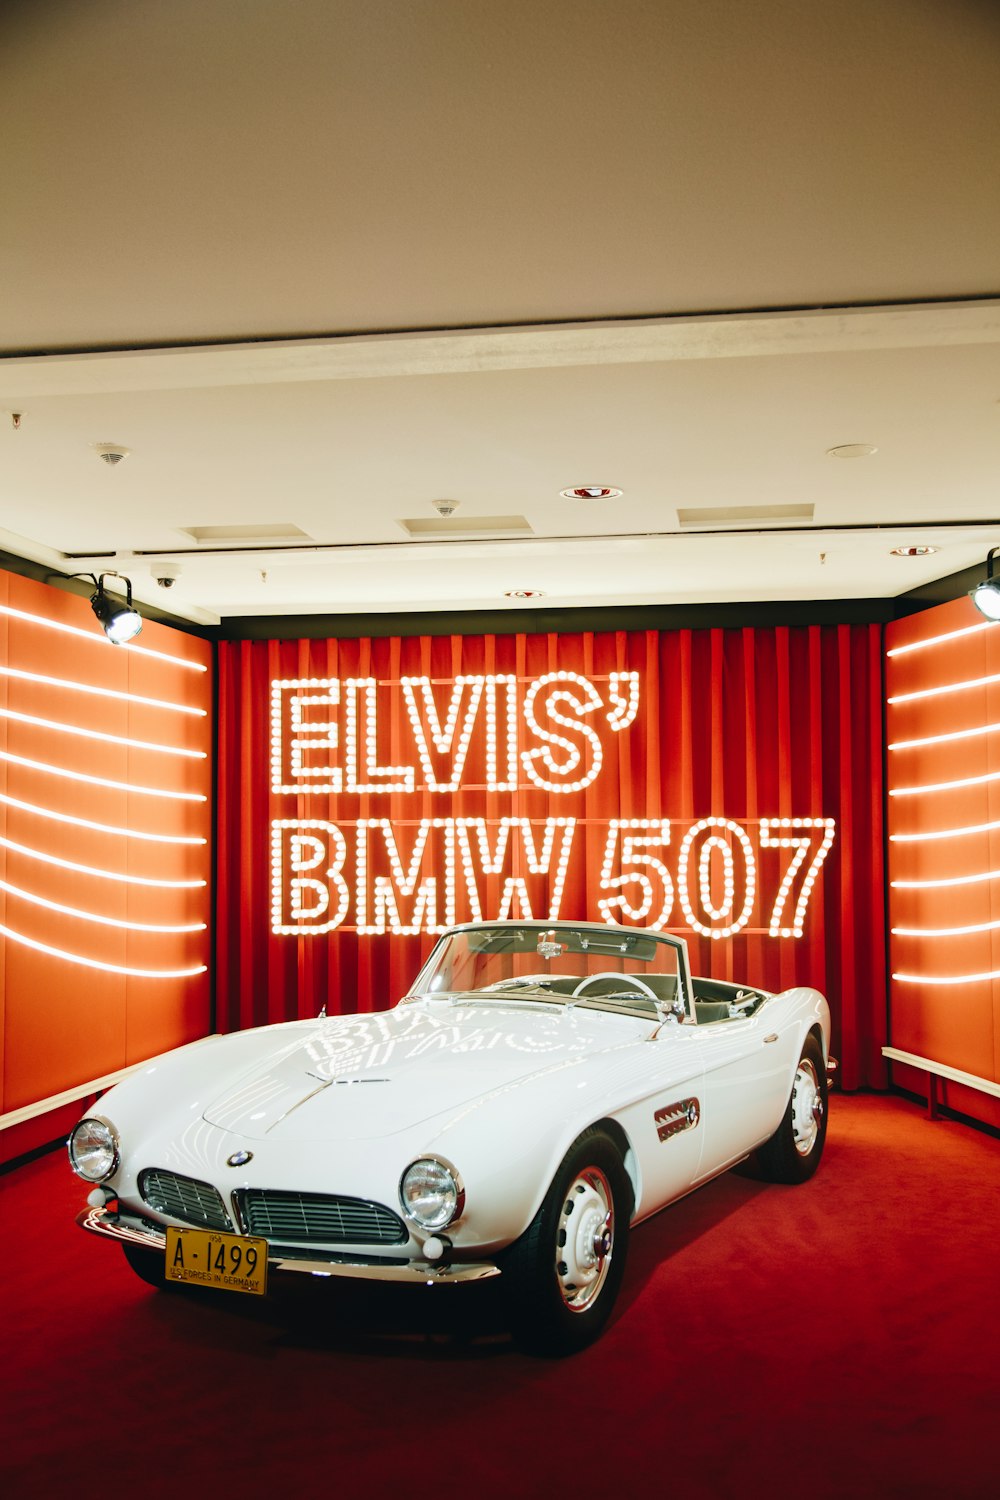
[269,1254,499,1283]
[230,1192,248,1235]
[76,1205,499,1284]
[78,1204,163,1249]
[264,1078,332,1134]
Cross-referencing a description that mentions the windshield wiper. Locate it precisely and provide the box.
[577,990,648,1002]
[483,978,555,992]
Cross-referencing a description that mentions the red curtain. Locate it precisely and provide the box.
[216,625,886,1089]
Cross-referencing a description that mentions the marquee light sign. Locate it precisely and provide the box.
[269,672,836,940]
[271,671,641,795]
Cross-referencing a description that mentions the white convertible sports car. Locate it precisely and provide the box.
[69,921,832,1355]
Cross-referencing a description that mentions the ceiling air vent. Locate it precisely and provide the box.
[676,504,814,527]
[397,515,534,539]
[181,523,313,544]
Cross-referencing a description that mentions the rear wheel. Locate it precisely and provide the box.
[502,1127,632,1356]
[756,1033,828,1184]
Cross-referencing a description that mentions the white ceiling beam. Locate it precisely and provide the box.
[2,301,999,400]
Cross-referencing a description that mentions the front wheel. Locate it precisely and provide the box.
[502,1128,632,1356]
[755,1033,828,1184]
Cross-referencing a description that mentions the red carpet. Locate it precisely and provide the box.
[1,1094,997,1499]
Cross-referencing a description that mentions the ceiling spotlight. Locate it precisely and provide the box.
[890,546,938,557]
[90,572,142,643]
[93,442,131,466]
[560,485,623,500]
[826,444,877,459]
[971,547,1000,620]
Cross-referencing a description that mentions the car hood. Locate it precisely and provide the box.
[201,998,650,1142]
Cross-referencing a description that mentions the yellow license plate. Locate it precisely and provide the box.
[165,1227,268,1296]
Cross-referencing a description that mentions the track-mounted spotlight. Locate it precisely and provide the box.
[970,548,1000,621]
[89,572,142,643]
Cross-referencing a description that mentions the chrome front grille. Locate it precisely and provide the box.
[234,1189,407,1246]
[139,1169,233,1232]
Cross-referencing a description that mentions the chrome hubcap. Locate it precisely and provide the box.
[555,1166,614,1312]
[791,1057,823,1156]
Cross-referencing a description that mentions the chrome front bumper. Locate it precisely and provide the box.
[76,1205,501,1285]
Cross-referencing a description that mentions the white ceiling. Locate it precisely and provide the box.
[1,0,998,627]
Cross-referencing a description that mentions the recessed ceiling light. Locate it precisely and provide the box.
[560,485,623,500]
[890,545,938,557]
[826,443,878,459]
[504,589,546,599]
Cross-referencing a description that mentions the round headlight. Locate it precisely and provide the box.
[399,1157,464,1231]
[68,1118,119,1183]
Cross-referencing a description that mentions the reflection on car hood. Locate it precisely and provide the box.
[201,998,648,1142]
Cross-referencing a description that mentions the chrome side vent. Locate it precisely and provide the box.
[654,1098,701,1142]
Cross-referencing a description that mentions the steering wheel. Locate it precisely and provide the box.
[571,972,659,1000]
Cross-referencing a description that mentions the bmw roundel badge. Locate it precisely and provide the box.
[226,1149,253,1168]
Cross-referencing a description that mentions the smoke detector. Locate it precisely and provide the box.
[826,444,877,459]
[93,443,131,466]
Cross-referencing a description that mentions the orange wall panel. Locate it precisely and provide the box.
[0,570,213,1162]
[4,940,127,1110]
[885,597,1000,1128]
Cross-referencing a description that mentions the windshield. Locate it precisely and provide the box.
[408,922,687,1020]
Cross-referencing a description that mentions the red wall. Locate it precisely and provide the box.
[886,597,1000,1129]
[0,571,214,1162]
[217,624,887,1089]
